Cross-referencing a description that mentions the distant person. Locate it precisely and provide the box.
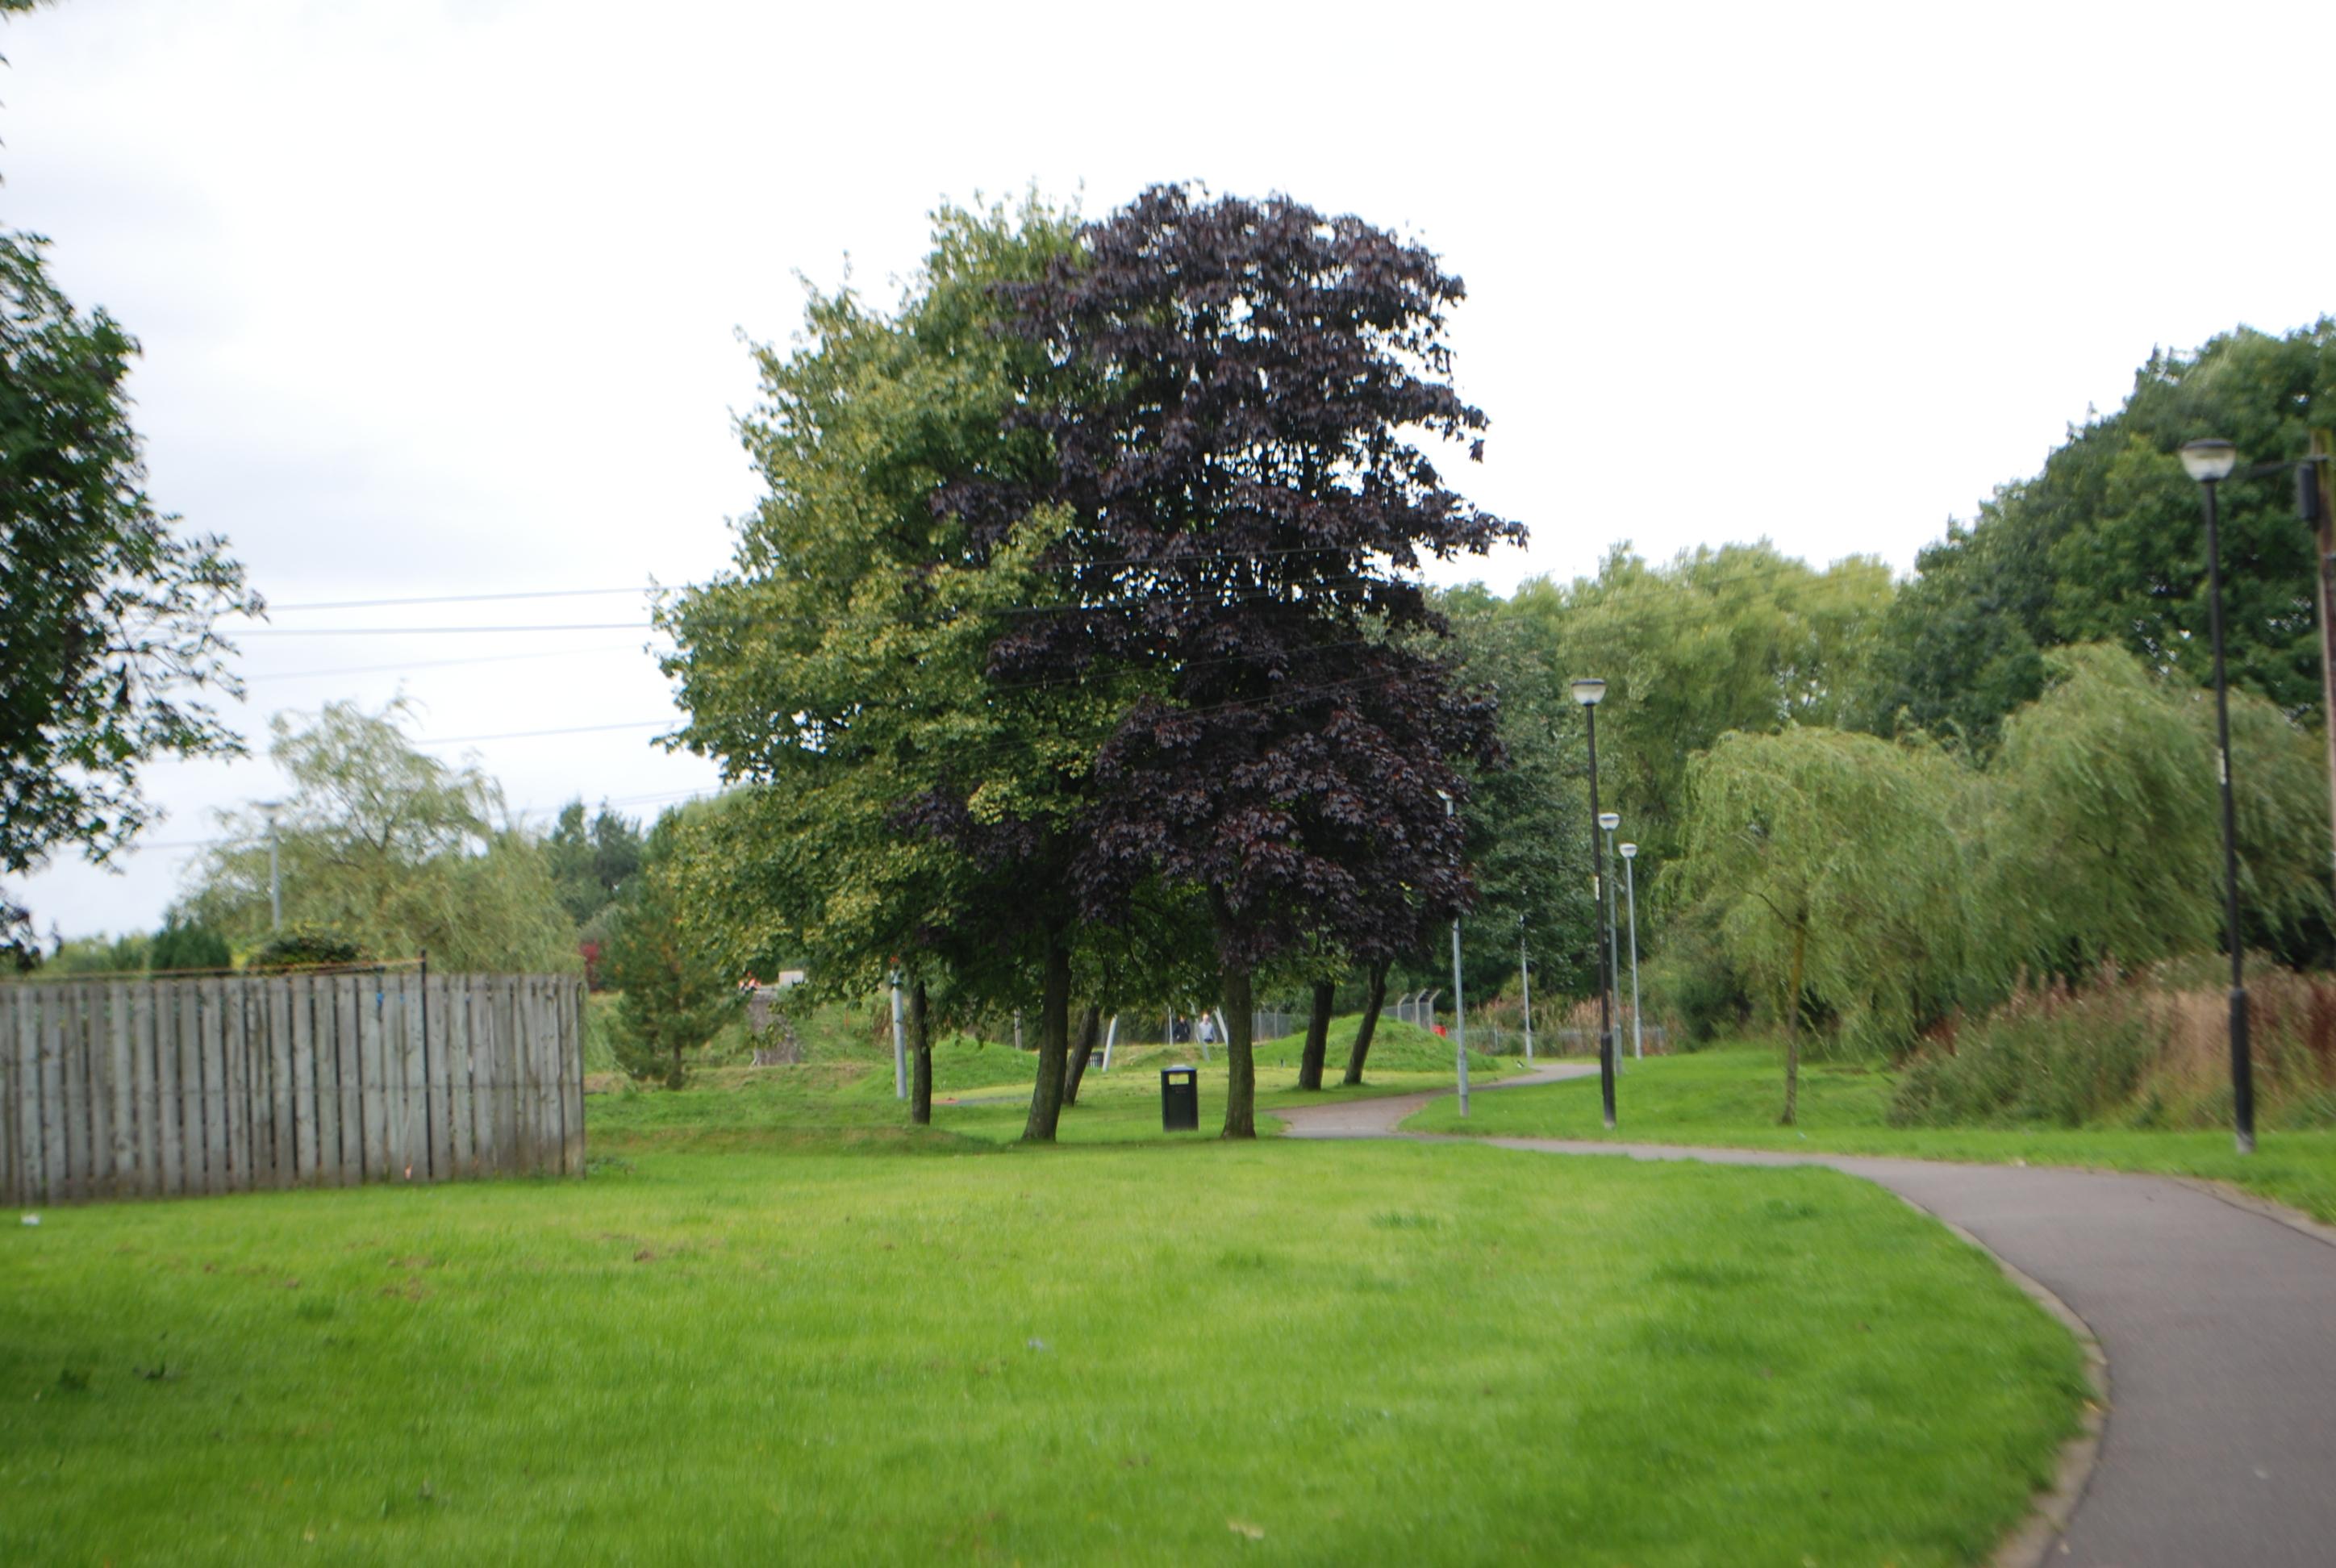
[1198,1013,1216,1047]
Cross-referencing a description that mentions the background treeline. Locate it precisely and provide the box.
[1451,319,2336,1125]
[32,237,2336,1141]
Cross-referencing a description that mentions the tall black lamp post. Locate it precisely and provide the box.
[1571,677,1616,1128]
[2180,436,2255,1155]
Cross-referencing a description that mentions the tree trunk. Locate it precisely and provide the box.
[909,978,933,1127]
[1022,928,1073,1142]
[1221,965,1257,1138]
[1297,979,1335,1091]
[1781,921,1807,1127]
[1062,1003,1102,1106]
[1341,958,1390,1086]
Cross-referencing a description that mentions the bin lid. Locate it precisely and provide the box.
[1161,1065,1196,1079]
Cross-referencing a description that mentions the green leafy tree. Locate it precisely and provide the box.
[0,226,259,962]
[1439,586,1597,1003]
[1861,321,2336,744]
[148,919,231,973]
[1985,644,2330,976]
[181,701,576,973]
[43,929,151,975]
[601,810,738,1088]
[1504,544,1896,876]
[660,198,1102,1134]
[543,799,645,926]
[1679,727,1972,1120]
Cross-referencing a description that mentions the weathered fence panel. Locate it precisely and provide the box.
[0,972,585,1205]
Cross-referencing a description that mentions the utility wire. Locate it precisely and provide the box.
[244,645,642,683]
[235,622,653,636]
[412,719,672,746]
[241,543,1446,616]
[252,586,670,612]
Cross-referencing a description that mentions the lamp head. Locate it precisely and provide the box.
[1598,811,1620,832]
[1620,842,1637,859]
[2180,439,2238,484]
[1569,677,1607,707]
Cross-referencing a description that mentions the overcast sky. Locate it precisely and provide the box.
[10,0,2331,939]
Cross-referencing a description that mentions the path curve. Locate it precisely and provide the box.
[1280,1065,2336,1568]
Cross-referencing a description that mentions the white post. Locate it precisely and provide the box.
[1450,915,1469,1116]
[1519,927,1534,1063]
[1625,855,1645,1061]
[889,970,906,1099]
[1211,1008,1229,1063]
[1099,1013,1118,1074]
[265,807,282,932]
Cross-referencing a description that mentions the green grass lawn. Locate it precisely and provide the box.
[1406,1040,2336,1224]
[2,1128,2084,1566]
[586,1018,1519,1150]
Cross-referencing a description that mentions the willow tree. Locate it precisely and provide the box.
[955,186,1519,1137]
[1679,727,1971,1122]
[1984,643,2330,977]
[182,701,575,973]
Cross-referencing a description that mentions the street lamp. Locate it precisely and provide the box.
[1598,811,1622,1075]
[1620,842,1643,1061]
[2180,436,2255,1155]
[1437,789,1469,1116]
[1571,678,1616,1128]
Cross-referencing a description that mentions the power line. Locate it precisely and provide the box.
[413,719,672,746]
[235,622,654,637]
[111,786,724,857]
[252,586,674,612]
[244,644,644,683]
[243,543,1441,616]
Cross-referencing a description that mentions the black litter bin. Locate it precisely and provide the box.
[1160,1065,1199,1132]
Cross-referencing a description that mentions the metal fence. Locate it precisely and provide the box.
[1545,1025,1671,1057]
[2,970,586,1206]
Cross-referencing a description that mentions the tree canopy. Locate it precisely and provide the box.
[0,227,257,961]
[659,197,1103,1132]
[962,186,1520,1135]
[180,701,576,974]
[1861,321,2336,745]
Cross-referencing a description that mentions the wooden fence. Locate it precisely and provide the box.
[1,970,586,1206]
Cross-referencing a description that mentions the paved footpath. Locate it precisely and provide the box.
[1282,1065,2336,1568]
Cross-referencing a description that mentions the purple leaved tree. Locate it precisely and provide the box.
[957,186,1524,1137]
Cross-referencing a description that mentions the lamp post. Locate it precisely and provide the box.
[2180,437,2255,1155]
[1621,842,1643,1061]
[1571,677,1616,1128]
[1439,790,1469,1117]
[1518,914,1534,1064]
[1599,811,1621,1073]
[258,801,283,932]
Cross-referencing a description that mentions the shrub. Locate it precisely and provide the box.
[148,920,232,973]
[1890,963,2336,1129]
[248,923,367,970]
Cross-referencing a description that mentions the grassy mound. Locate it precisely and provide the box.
[1253,1013,1504,1074]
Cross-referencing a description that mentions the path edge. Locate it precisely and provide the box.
[1904,1204,2108,1568]
[2166,1174,2336,1250]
